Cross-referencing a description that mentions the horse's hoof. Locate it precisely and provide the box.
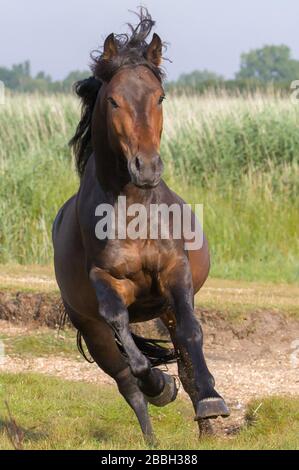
[195,397,230,420]
[144,373,178,407]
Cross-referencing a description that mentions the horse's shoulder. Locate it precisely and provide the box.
[52,194,77,236]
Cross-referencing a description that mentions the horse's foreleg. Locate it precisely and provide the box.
[162,309,213,436]
[85,328,155,445]
[84,326,155,445]
[89,271,172,403]
[116,367,156,446]
[63,303,156,445]
[162,262,230,422]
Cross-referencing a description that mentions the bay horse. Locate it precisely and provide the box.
[53,11,229,445]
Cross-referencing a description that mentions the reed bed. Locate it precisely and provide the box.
[0,91,298,281]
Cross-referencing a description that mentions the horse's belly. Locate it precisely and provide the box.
[128,295,168,323]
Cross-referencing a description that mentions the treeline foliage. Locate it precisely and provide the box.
[0,60,89,93]
[0,44,298,94]
[167,45,299,94]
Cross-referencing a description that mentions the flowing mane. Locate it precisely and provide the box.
[70,7,166,177]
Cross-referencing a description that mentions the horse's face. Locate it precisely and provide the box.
[104,65,164,188]
[91,33,165,189]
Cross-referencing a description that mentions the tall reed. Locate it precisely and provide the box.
[0,91,298,281]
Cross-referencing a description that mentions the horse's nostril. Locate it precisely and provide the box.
[135,157,141,172]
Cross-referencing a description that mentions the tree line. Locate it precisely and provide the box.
[167,45,299,94]
[0,60,89,93]
[1,45,299,94]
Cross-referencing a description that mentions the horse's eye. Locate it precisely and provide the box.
[107,97,119,108]
[158,95,165,105]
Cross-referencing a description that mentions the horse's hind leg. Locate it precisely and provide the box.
[63,303,155,445]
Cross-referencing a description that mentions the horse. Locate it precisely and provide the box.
[52,10,230,445]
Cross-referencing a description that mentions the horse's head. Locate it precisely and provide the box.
[100,34,164,188]
[71,9,166,191]
[93,32,165,189]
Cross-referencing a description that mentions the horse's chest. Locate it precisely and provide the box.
[103,239,171,280]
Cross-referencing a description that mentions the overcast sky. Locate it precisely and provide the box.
[1,0,299,81]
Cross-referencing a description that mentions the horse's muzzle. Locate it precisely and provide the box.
[128,154,164,188]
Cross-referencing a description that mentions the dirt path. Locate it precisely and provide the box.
[0,272,298,435]
[1,317,298,435]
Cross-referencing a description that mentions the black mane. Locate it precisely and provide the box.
[70,7,165,178]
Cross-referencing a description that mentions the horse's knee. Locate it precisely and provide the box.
[99,305,128,336]
[100,311,151,377]
[176,316,203,345]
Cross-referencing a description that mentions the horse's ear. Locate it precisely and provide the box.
[146,33,163,66]
[102,33,118,60]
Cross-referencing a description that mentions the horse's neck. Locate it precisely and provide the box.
[92,137,131,194]
[120,183,163,207]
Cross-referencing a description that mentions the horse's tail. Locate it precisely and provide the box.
[75,327,177,367]
[116,333,177,367]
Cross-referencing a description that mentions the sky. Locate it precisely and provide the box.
[0,0,299,81]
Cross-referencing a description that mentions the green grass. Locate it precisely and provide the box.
[2,329,78,358]
[0,373,297,449]
[0,92,298,281]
